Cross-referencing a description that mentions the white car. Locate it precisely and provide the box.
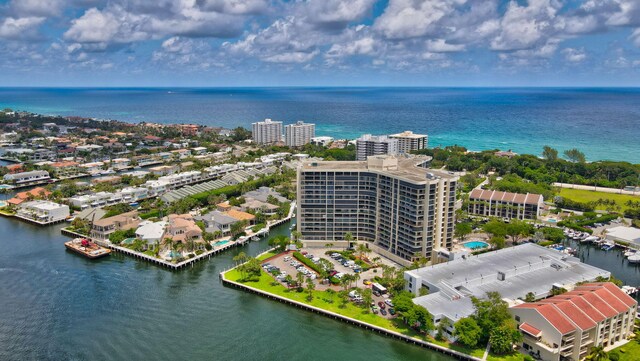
[385,299,394,307]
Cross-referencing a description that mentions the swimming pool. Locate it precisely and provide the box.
[463,241,489,250]
[0,184,13,190]
[214,240,230,247]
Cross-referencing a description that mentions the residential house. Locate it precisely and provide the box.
[7,187,52,206]
[194,211,238,235]
[164,214,203,245]
[135,220,167,246]
[91,211,140,240]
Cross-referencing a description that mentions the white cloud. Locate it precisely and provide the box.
[562,47,587,62]
[425,39,465,53]
[197,0,269,15]
[264,50,319,64]
[304,0,377,30]
[491,0,561,51]
[10,0,63,17]
[0,16,45,40]
[374,0,466,40]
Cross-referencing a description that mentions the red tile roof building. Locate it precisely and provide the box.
[510,283,637,361]
[468,188,543,220]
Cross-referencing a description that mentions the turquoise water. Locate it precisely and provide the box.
[1,87,640,162]
[463,241,489,250]
[214,240,230,246]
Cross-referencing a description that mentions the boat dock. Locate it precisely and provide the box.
[59,202,296,270]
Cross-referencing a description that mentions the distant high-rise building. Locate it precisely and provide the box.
[355,134,398,161]
[252,119,283,145]
[389,130,428,153]
[285,121,315,147]
[297,155,458,265]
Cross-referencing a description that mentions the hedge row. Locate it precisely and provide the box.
[293,252,323,274]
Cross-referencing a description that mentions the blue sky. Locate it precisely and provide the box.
[1,0,640,86]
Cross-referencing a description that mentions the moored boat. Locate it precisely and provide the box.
[628,254,640,264]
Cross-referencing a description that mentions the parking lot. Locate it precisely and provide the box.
[260,250,398,320]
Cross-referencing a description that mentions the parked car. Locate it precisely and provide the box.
[363,280,372,285]
[380,308,387,316]
[388,308,395,315]
[283,256,291,262]
[373,290,381,297]
[385,299,394,307]
[378,301,386,309]
[371,306,379,314]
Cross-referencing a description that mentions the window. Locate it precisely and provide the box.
[515,316,520,322]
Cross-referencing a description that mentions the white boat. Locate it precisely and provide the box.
[624,249,637,257]
[601,242,615,251]
[101,168,116,175]
[90,171,102,177]
[583,235,599,243]
[622,285,638,294]
[628,254,640,264]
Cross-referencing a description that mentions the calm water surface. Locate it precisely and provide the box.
[0,216,447,361]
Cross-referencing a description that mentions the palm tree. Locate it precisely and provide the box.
[162,237,174,253]
[344,232,354,249]
[586,346,608,361]
[291,230,301,242]
[324,242,334,250]
[233,251,247,266]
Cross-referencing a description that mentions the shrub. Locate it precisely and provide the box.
[293,252,323,274]
[195,249,204,255]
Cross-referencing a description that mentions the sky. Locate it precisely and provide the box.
[1,0,640,87]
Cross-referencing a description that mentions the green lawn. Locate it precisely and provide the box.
[256,251,278,261]
[558,188,640,211]
[609,339,640,360]
[225,267,489,358]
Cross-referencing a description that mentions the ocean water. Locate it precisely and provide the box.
[1,87,639,162]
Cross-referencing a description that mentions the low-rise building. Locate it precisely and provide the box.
[50,161,80,177]
[164,214,203,245]
[149,165,179,176]
[194,211,238,235]
[3,170,50,186]
[605,226,640,248]
[404,243,610,333]
[7,187,51,206]
[17,200,69,224]
[510,283,637,361]
[468,188,543,220]
[91,211,140,240]
[310,136,333,147]
[135,220,167,245]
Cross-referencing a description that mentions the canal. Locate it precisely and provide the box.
[0,215,451,361]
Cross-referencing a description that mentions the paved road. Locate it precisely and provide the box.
[553,183,640,196]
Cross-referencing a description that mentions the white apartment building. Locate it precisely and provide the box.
[310,136,334,146]
[285,121,315,147]
[17,200,70,224]
[355,134,399,161]
[252,118,283,145]
[389,130,428,153]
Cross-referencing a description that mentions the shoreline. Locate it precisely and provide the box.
[219,265,481,361]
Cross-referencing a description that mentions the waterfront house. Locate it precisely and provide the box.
[3,170,50,186]
[224,209,256,225]
[7,187,52,206]
[468,188,543,220]
[243,186,287,204]
[78,162,105,174]
[109,158,131,170]
[135,220,167,245]
[510,283,637,361]
[50,161,80,177]
[149,165,178,176]
[194,211,237,235]
[164,214,203,245]
[191,146,207,155]
[240,199,278,216]
[91,211,140,240]
[17,200,69,224]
